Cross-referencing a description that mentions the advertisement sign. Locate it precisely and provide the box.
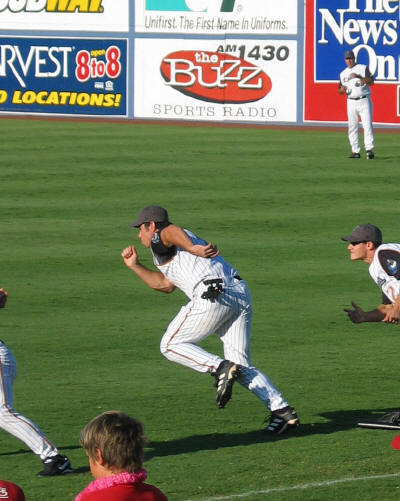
[0,0,129,32]
[0,37,127,116]
[134,38,297,122]
[135,0,298,35]
[304,0,400,124]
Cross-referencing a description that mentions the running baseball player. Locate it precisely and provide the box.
[338,50,375,159]
[342,224,400,429]
[0,287,73,476]
[121,206,299,434]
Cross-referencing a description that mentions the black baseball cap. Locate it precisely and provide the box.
[344,50,355,59]
[341,224,382,244]
[129,205,169,227]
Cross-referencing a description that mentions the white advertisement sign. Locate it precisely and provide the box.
[134,38,297,123]
[135,0,298,35]
[0,0,129,32]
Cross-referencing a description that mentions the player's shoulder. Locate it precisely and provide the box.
[355,63,369,74]
[375,243,400,278]
[376,243,400,254]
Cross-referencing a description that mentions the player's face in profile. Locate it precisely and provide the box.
[138,223,154,248]
[347,241,367,260]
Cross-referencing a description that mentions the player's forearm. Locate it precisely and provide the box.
[351,74,373,86]
[359,76,373,86]
[360,308,386,322]
[128,263,175,293]
[358,304,392,322]
[392,294,400,312]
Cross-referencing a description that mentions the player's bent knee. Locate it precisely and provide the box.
[160,340,179,362]
[160,340,170,358]
[0,405,17,425]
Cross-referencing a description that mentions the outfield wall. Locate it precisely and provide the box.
[0,0,399,126]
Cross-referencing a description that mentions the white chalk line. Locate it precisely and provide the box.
[183,472,400,501]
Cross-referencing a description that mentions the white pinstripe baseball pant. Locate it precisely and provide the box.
[160,281,288,411]
[0,342,58,460]
[347,96,374,153]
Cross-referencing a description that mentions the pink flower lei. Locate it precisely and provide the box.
[75,469,147,501]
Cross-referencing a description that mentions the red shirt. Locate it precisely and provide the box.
[77,482,167,501]
[75,470,167,501]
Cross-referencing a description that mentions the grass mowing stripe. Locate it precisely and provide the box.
[2,119,400,500]
[183,472,400,501]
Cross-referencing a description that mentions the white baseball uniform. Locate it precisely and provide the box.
[369,243,400,303]
[154,229,289,412]
[0,339,59,460]
[339,63,374,153]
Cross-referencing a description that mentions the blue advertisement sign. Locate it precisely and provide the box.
[314,0,400,83]
[0,37,127,116]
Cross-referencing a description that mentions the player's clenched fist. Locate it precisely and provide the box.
[121,245,139,269]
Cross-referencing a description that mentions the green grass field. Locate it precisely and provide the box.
[1,117,400,500]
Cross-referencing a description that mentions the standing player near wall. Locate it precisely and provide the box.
[338,50,375,160]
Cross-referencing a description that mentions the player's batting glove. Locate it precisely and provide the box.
[0,288,8,308]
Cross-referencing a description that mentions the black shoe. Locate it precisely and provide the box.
[349,152,361,158]
[366,150,374,159]
[264,406,300,434]
[37,455,73,477]
[379,410,400,424]
[358,410,400,430]
[213,360,240,409]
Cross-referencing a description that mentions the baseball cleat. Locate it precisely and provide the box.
[349,152,361,158]
[213,360,241,409]
[37,454,73,477]
[366,150,374,159]
[358,410,400,430]
[264,406,300,434]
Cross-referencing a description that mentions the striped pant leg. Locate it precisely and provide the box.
[160,299,234,373]
[347,100,361,153]
[360,97,374,151]
[0,345,57,460]
[217,283,288,411]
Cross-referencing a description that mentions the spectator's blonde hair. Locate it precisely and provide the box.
[80,411,146,472]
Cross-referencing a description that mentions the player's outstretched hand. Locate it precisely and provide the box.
[344,301,365,323]
[121,245,139,269]
[191,242,219,258]
[0,288,8,308]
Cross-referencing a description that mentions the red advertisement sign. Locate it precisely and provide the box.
[160,50,272,104]
[304,0,400,125]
